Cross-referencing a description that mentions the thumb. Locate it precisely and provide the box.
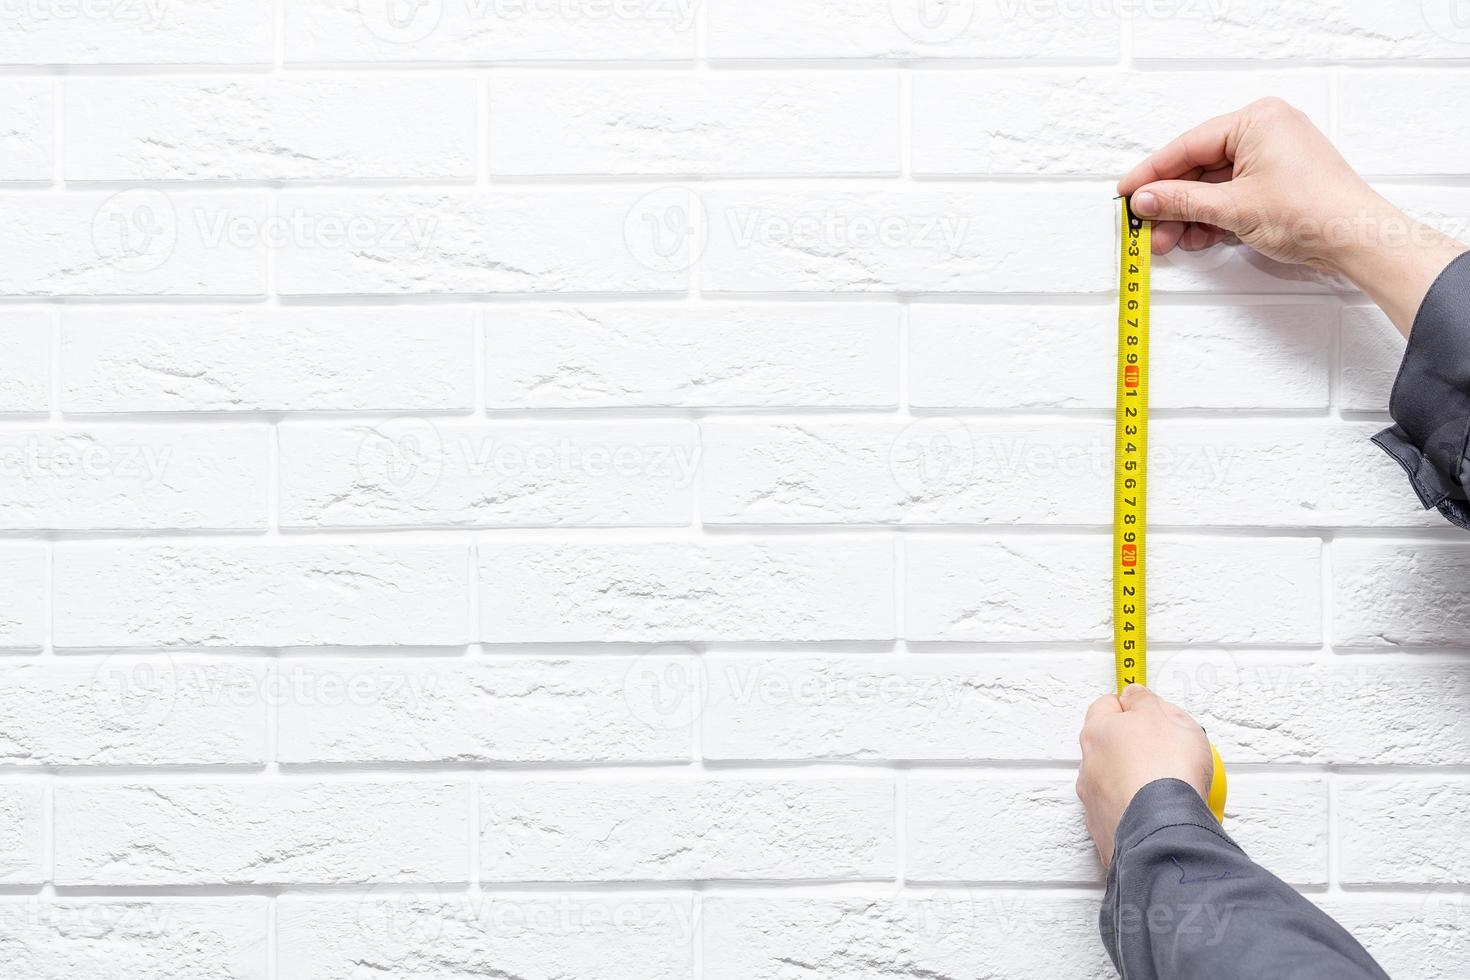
[1131,180,1238,230]
[1118,684,1163,712]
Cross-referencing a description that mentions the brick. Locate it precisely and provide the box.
[1134,1,1470,61]
[54,543,470,648]
[0,81,53,181]
[1217,776,1330,887]
[905,775,1096,884]
[1333,542,1470,647]
[1343,71,1470,175]
[0,783,45,884]
[490,72,900,175]
[906,773,1324,887]
[0,899,268,980]
[55,780,471,886]
[0,1,270,65]
[909,304,1331,411]
[1339,777,1470,884]
[0,656,267,766]
[285,0,698,63]
[278,893,695,980]
[0,312,52,414]
[480,776,894,881]
[0,191,268,297]
[700,653,1102,762]
[274,190,688,296]
[699,419,1112,525]
[702,894,1114,980]
[65,77,477,181]
[1341,305,1403,412]
[279,420,696,528]
[698,418,1430,530]
[700,187,1112,293]
[1149,420,1436,528]
[0,545,47,650]
[707,0,1121,60]
[61,307,475,413]
[1149,651,1470,766]
[1319,896,1470,980]
[486,303,898,409]
[478,539,895,642]
[905,535,1321,644]
[0,424,268,530]
[277,656,691,764]
[913,72,1328,176]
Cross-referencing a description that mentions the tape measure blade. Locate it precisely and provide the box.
[1113,199,1150,694]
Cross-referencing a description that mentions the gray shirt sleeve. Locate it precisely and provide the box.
[1374,249,1470,529]
[1100,779,1390,980]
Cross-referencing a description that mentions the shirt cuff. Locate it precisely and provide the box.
[1111,777,1238,865]
[1374,249,1470,530]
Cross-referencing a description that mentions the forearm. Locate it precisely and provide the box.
[1101,780,1389,980]
[1326,196,1468,337]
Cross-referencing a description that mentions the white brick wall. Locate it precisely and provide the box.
[2,2,1465,977]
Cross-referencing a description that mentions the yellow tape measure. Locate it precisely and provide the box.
[1114,198,1228,824]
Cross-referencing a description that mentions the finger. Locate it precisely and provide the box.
[1179,223,1230,252]
[1084,693,1123,725]
[1131,179,1238,230]
[1116,109,1242,196]
[1151,220,1187,255]
[1119,684,1164,712]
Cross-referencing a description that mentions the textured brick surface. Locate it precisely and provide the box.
[3,10,1461,979]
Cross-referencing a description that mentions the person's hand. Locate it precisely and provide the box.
[1117,96,1381,267]
[1076,684,1213,868]
[1118,97,1467,335]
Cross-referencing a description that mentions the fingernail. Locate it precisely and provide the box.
[1131,191,1159,217]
